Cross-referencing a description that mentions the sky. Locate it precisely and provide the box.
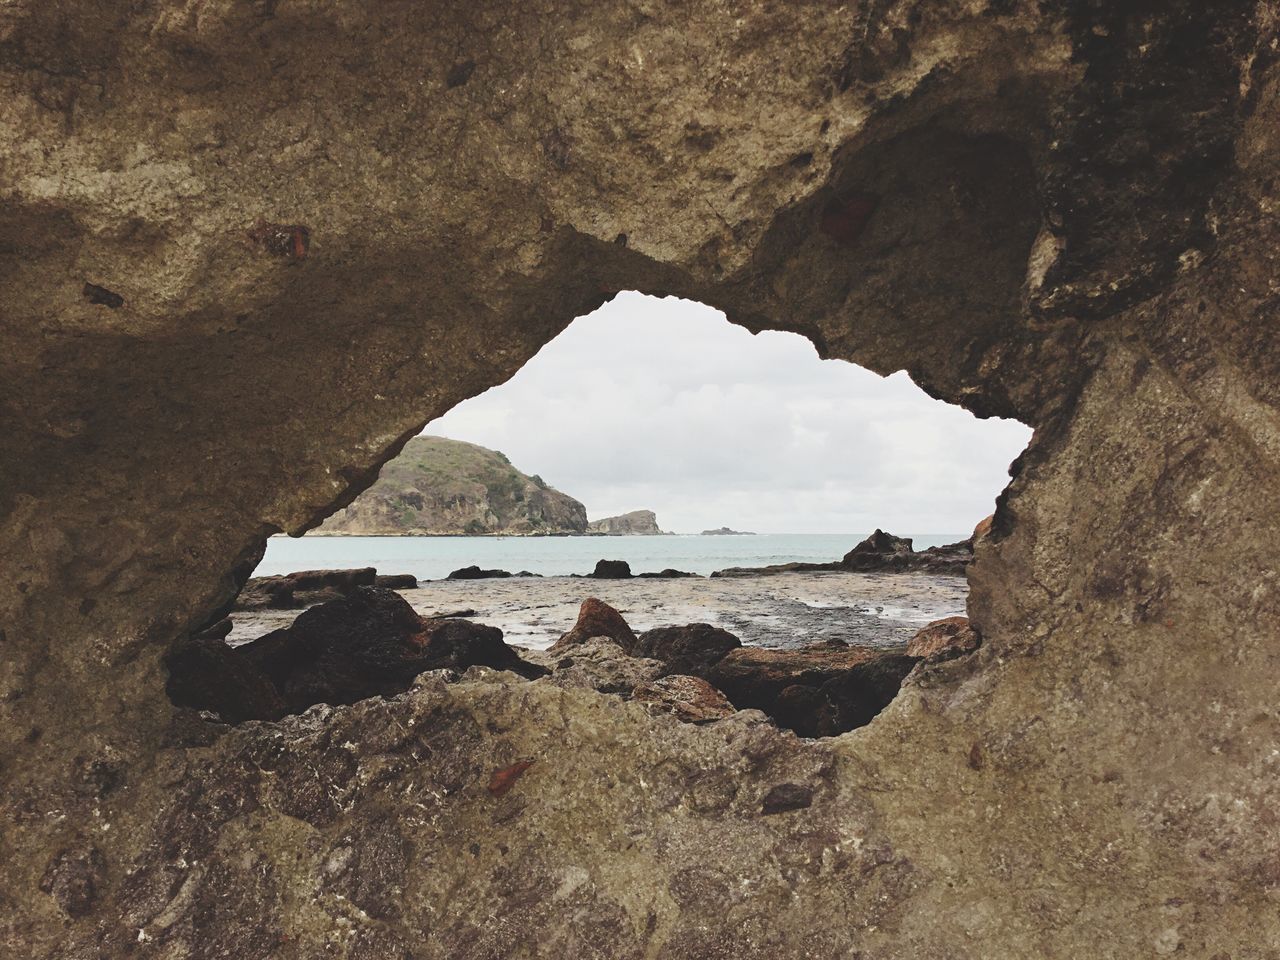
[425,292,1032,536]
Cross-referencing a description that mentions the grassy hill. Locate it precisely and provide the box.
[315,436,588,536]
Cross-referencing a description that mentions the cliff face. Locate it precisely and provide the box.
[4,2,1280,958]
[587,510,665,535]
[317,436,586,536]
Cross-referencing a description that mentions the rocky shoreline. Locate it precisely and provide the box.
[171,587,977,738]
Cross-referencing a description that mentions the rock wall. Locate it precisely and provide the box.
[2,1,1279,957]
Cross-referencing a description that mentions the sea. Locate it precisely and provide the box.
[256,533,966,581]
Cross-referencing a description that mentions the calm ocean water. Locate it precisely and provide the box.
[256,533,966,581]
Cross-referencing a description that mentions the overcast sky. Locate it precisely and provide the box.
[426,292,1032,535]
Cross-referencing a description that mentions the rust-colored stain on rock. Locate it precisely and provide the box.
[488,760,535,797]
[246,221,311,260]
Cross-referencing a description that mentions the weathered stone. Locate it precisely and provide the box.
[536,637,664,695]
[906,616,981,660]
[633,622,742,677]
[4,2,1280,956]
[632,675,736,724]
[548,597,638,653]
[170,588,543,720]
[446,565,513,581]
[590,559,634,579]
[374,573,418,590]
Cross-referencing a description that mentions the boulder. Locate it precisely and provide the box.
[169,587,544,720]
[447,565,513,580]
[165,638,287,723]
[414,618,548,681]
[548,597,638,653]
[840,530,916,571]
[635,568,700,578]
[590,559,633,578]
[375,573,419,589]
[235,567,378,609]
[538,637,664,695]
[287,567,377,592]
[632,623,742,676]
[846,529,915,558]
[632,675,736,724]
[906,616,981,660]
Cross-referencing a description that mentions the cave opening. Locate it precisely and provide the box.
[167,293,1030,738]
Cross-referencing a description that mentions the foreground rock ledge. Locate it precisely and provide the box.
[3,2,1280,958]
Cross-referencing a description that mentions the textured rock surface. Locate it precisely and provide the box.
[587,509,666,535]
[633,622,743,677]
[548,597,639,654]
[632,674,737,724]
[905,615,981,660]
[4,1,1280,957]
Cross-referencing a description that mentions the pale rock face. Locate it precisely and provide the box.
[3,1,1280,957]
[587,509,666,535]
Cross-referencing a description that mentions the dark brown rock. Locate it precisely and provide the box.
[906,616,981,660]
[235,567,377,610]
[548,597,638,654]
[446,565,513,580]
[633,623,742,677]
[374,573,418,590]
[165,637,288,722]
[414,617,547,681]
[170,588,543,720]
[590,559,633,579]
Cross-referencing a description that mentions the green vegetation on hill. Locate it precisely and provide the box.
[316,436,588,536]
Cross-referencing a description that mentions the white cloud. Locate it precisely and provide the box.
[425,292,1032,535]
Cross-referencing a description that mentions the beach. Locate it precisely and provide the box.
[227,569,968,650]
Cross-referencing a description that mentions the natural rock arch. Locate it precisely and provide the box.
[3,1,1279,956]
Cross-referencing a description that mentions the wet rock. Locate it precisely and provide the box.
[635,568,700,578]
[446,565,513,580]
[632,675,736,724]
[906,616,981,660]
[374,573,418,589]
[537,638,663,694]
[170,588,543,720]
[548,597,638,653]
[590,559,633,579]
[235,567,377,609]
[633,623,742,677]
[845,529,915,560]
[842,530,970,575]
